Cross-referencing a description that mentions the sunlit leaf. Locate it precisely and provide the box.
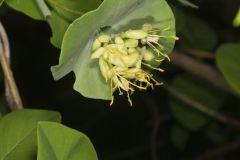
[0,109,61,160]
[37,122,98,160]
[51,0,176,100]
[169,74,226,131]
[216,43,240,94]
[233,8,240,27]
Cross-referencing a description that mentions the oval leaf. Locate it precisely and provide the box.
[216,43,240,94]
[37,122,98,160]
[51,0,176,100]
[0,109,61,160]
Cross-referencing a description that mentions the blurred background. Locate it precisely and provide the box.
[0,0,240,159]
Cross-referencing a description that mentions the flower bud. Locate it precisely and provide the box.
[123,52,140,67]
[97,34,111,43]
[91,47,106,59]
[125,30,148,39]
[99,58,111,81]
[143,50,154,61]
[142,23,153,32]
[115,36,124,44]
[92,39,101,51]
[124,39,139,48]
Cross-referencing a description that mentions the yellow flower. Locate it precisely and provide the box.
[91,24,178,106]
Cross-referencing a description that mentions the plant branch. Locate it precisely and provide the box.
[36,0,51,19]
[161,82,240,128]
[170,51,239,96]
[196,140,240,160]
[0,21,23,111]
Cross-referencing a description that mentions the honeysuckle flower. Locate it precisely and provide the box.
[91,24,178,106]
[51,0,177,106]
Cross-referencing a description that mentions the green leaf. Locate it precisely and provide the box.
[0,0,4,6]
[233,8,240,27]
[0,109,61,160]
[216,43,240,94]
[5,0,44,20]
[51,0,176,100]
[46,0,102,48]
[178,14,217,50]
[37,122,98,160]
[169,74,226,131]
[170,125,189,149]
[0,96,8,116]
[177,0,198,8]
[46,0,102,21]
[47,11,70,48]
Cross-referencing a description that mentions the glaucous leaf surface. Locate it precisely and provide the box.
[216,43,240,94]
[37,122,98,160]
[0,109,61,160]
[51,0,176,100]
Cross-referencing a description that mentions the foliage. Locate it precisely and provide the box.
[216,43,240,94]
[0,109,98,160]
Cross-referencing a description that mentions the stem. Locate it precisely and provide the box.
[162,82,240,129]
[170,51,239,97]
[0,21,23,111]
[36,0,51,19]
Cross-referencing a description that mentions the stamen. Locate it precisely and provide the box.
[127,92,133,107]
[110,96,114,106]
[142,62,165,72]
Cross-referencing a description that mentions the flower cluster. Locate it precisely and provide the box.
[91,24,178,106]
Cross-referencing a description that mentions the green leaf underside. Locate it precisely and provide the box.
[51,0,176,100]
[0,109,61,160]
[5,0,44,20]
[216,43,240,94]
[170,74,225,131]
[37,122,98,160]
